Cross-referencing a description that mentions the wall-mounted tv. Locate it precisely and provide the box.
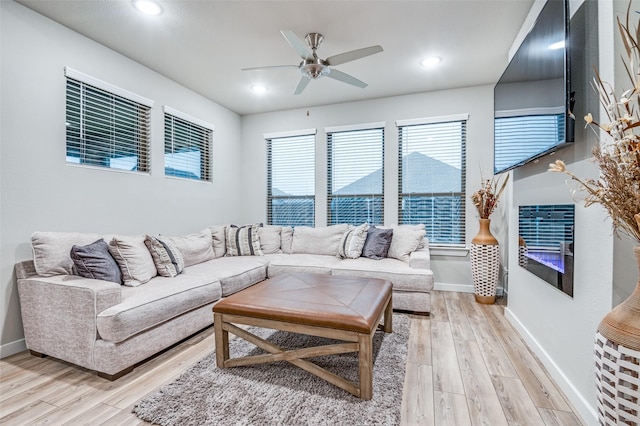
[518,204,575,297]
[494,0,574,174]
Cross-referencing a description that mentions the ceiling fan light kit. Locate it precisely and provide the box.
[242,30,383,95]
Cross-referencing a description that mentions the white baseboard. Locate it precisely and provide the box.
[504,308,597,426]
[434,282,475,293]
[0,338,26,359]
[434,282,505,296]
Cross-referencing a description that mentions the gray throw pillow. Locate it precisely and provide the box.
[361,226,393,260]
[70,239,122,284]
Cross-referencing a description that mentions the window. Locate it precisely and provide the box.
[266,131,315,227]
[164,107,213,181]
[397,115,467,246]
[327,124,384,226]
[65,68,152,172]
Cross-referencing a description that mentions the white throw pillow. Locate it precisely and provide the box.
[108,235,157,286]
[386,225,427,263]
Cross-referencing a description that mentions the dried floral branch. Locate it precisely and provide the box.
[471,172,509,219]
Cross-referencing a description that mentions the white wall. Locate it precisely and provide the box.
[504,1,619,424]
[241,85,502,290]
[0,2,243,355]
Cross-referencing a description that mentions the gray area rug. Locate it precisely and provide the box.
[133,313,409,426]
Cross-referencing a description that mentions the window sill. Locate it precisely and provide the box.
[430,246,469,257]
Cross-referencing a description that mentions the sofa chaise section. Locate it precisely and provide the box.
[16,259,223,379]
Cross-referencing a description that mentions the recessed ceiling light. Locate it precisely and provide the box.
[420,56,441,68]
[132,0,163,15]
[549,41,565,50]
[251,85,268,94]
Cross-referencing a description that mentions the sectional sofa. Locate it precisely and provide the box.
[15,223,434,379]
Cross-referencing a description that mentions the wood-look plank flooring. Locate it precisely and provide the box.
[0,291,584,425]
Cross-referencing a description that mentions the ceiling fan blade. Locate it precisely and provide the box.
[326,69,367,88]
[241,65,298,71]
[326,45,383,66]
[281,30,314,60]
[294,76,311,95]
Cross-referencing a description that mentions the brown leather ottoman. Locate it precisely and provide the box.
[212,272,392,400]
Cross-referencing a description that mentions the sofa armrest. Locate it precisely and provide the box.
[409,245,431,270]
[17,274,121,370]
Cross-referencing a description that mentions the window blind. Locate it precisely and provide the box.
[164,111,213,181]
[266,133,315,227]
[66,78,151,172]
[327,126,384,226]
[494,114,564,172]
[397,118,467,246]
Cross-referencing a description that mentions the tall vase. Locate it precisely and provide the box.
[595,246,640,425]
[470,218,500,304]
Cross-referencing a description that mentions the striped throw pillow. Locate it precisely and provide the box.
[144,235,185,277]
[337,223,369,259]
[225,224,264,256]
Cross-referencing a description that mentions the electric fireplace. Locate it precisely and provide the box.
[518,204,575,297]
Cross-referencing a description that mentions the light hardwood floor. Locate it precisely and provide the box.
[0,291,584,425]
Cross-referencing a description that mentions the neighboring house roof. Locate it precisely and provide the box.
[273,152,462,196]
[334,152,461,195]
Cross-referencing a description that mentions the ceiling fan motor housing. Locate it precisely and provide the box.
[300,58,330,79]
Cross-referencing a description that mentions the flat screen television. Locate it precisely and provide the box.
[494,0,574,174]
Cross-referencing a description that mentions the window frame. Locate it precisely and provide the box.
[326,123,385,226]
[163,106,214,182]
[397,114,468,248]
[65,67,153,174]
[265,130,316,227]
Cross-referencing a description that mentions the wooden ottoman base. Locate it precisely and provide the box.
[212,273,393,400]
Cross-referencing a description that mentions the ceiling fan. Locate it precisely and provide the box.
[242,30,383,95]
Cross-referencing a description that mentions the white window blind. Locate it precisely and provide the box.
[494,114,564,173]
[66,74,151,172]
[266,133,316,227]
[327,126,384,226]
[397,118,467,246]
[164,108,213,181]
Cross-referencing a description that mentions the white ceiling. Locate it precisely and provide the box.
[16,0,534,116]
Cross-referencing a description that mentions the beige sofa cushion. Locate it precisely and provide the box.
[291,224,349,256]
[208,225,226,258]
[167,229,215,267]
[96,273,221,343]
[267,254,343,277]
[280,226,293,254]
[186,257,267,297]
[258,225,282,254]
[108,236,157,287]
[32,231,102,276]
[331,257,434,293]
